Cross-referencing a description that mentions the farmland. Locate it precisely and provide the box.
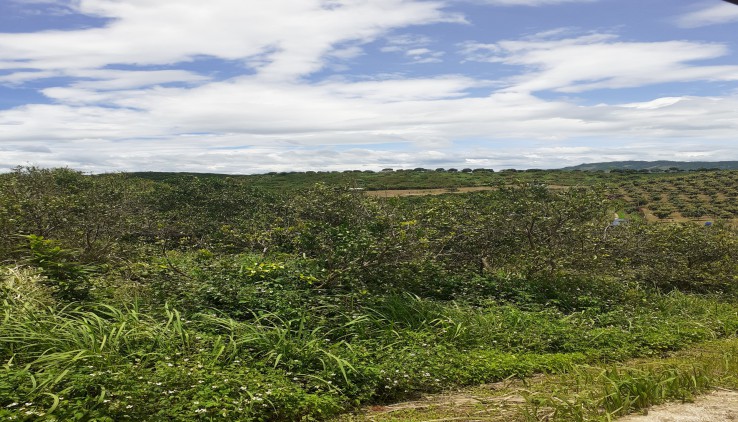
[134,167,738,223]
[2,166,738,421]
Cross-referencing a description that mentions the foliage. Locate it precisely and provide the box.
[2,166,738,420]
[24,235,95,301]
[604,221,738,293]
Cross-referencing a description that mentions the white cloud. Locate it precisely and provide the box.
[674,2,738,28]
[405,48,445,63]
[619,97,684,110]
[0,0,461,83]
[3,70,738,172]
[0,69,208,91]
[320,76,481,101]
[1,3,738,173]
[458,0,599,6]
[460,0,595,5]
[381,33,446,63]
[460,33,738,93]
[382,34,436,50]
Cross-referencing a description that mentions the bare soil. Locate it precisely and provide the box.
[364,185,571,198]
[364,187,496,197]
[617,390,738,422]
[338,384,738,422]
[335,378,530,421]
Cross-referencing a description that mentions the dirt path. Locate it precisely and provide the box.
[364,186,496,197]
[364,185,572,197]
[335,379,529,421]
[337,383,738,422]
[618,390,738,422]
[335,341,738,421]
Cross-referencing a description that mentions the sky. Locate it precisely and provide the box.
[1,0,738,173]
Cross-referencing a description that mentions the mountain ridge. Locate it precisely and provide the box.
[561,160,738,171]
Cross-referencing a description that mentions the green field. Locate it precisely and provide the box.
[2,166,738,421]
[132,167,738,223]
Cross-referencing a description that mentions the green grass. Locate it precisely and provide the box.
[3,267,738,421]
[339,339,738,422]
[521,339,738,421]
[3,168,738,421]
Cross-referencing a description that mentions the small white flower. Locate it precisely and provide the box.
[6,402,18,408]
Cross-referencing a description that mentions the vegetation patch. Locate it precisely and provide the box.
[1,167,738,420]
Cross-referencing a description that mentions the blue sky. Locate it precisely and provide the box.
[1,0,738,173]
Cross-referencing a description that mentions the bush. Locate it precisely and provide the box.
[24,235,95,301]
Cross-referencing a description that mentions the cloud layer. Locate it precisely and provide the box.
[675,2,738,28]
[1,0,737,172]
[461,33,738,93]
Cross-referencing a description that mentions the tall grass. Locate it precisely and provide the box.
[521,340,738,421]
[3,266,738,421]
[2,302,191,364]
[1,268,194,399]
[199,311,358,385]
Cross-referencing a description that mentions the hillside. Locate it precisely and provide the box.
[3,167,738,421]
[562,160,738,172]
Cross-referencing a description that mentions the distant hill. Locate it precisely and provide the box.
[562,161,738,172]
